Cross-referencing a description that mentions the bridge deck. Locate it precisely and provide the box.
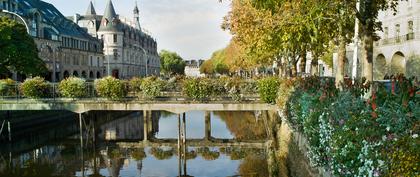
[0,99,277,114]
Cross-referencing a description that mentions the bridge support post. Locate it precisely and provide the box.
[79,113,83,149]
[182,112,187,175]
[205,111,211,141]
[177,113,182,176]
[143,110,149,142]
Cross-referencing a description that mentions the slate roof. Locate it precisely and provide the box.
[86,1,96,16]
[15,0,97,40]
[98,0,120,32]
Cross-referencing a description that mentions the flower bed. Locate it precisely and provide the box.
[281,76,419,176]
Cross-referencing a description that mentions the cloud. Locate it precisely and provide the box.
[43,0,232,60]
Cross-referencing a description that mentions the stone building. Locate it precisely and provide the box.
[73,0,160,79]
[335,0,420,80]
[0,0,104,82]
[373,0,420,79]
[184,60,205,77]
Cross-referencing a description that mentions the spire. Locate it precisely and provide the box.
[103,0,117,20]
[134,1,139,15]
[99,0,120,32]
[86,1,96,16]
[133,1,141,30]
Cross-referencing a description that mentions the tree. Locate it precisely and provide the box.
[0,17,47,76]
[159,50,186,76]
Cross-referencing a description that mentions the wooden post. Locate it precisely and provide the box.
[143,110,148,142]
[182,112,187,176]
[79,113,85,177]
[79,113,83,148]
[177,114,182,176]
[205,111,211,141]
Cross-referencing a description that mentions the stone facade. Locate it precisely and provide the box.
[0,0,104,82]
[373,0,420,79]
[184,60,205,77]
[74,0,160,79]
[335,1,420,80]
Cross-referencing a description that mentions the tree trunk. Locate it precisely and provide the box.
[336,35,347,89]
[361,30,374,83]
[310,56,319,76]
[291,61,298,77]
[299,51,307,76]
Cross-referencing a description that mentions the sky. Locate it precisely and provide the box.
[43,0,232,60]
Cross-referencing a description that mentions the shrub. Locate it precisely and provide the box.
[0,78,16,96]
[182,78,214,101]
[140,76,165,99]
[129,77,142,93]
[257,77,280,104]
[58,77,87,98]
[20,77,49,98]
[163,76,184,92]
[94,76,127,100]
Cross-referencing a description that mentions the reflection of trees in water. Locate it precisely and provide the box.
[214,111,267,140]
[131,148,147,161]
[238,154,269,177]
[197,147,220,161]
[0,159,56,177]
[149,147,174,160]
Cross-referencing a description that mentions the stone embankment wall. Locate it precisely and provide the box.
[273,110,333,177]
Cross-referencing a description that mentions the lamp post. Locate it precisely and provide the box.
[0,9,30,33]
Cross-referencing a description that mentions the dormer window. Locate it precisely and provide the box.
[103,19,109,26]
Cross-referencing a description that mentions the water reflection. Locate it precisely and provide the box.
[0,111,269,177]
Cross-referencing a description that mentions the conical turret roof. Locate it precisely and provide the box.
[86,1,96,16]
[99,0,120,32]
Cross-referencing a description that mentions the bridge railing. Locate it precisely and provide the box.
[0,82,261,102]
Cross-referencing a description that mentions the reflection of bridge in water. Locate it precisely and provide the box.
[0,97,278,177]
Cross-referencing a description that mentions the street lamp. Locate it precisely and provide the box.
[0,9,30,33]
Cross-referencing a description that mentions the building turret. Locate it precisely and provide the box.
[86,1,96,16]
[98,0,120,32]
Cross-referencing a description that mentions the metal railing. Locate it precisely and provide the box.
[0,82,260,102]
[376,32,416,46]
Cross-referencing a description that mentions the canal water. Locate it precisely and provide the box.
[0,111,269,177]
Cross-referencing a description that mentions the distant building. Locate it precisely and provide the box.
[0,0,104,82]
[73,0,160,79]
[184,59,205,77]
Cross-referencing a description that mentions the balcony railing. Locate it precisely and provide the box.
[376,32,416,46]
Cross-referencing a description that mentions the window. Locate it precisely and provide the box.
[113,49,118,60]
[384,27,389,38]
[97,57,100,67]
[2,2,6,9]
[408,21,414,33]
[113,34,117,43]
[90,56,93,66]
[73,56,79,65]
[407,21,414,40]
[395,24,401,43]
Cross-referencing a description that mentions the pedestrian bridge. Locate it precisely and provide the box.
[0,98,277,114]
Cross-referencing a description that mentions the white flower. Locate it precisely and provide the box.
[386,126,390,132]
[413,134,418,138]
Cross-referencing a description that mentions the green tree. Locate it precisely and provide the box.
[0,17,47,75]
[159,50,186,76]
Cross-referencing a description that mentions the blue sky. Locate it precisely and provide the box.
[43,0,232,60]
